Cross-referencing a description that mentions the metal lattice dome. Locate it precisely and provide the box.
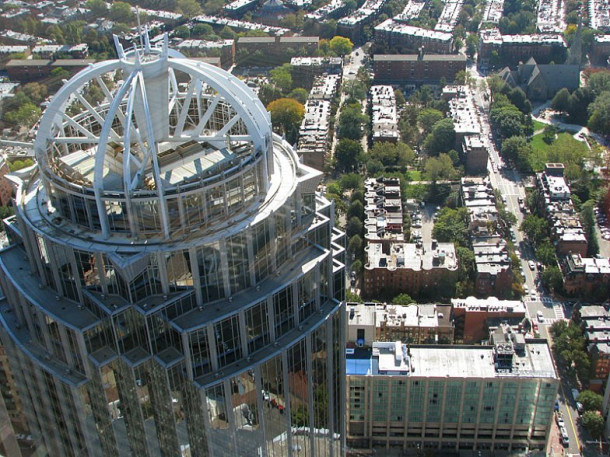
[34,35,273,240]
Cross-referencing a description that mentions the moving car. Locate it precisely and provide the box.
[528,260,536,270]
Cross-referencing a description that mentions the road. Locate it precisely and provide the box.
[467,64,584,455]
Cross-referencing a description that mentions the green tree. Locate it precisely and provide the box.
[392,293,415,305]
[577,390,603,412]
[86,0,108,16]
[520,215,549,245]
[329,36,353,55]
[270,64,293,93]
[500,135,531,170]
[4,102,41,127]
[423,118,455,155]
[348,234,363,257]
[582,411,605,438]
[587,91,610,135]
[432,207,469,247]
[551,87,570,112]
[176,0,202,18]
[541,265,563,292]
[174,25,190,39]
[417,108,444,136]
[110,2,133,23]
[542,125,557,144]
[335,139,363,173]
[21,82,47,104]
[192,23,214,38]
[267,98,304,144]
[535,241,557,266]
[490,104,526,138]
[465,33,478,59]
[424,154,458,181]
[287,88,308,104]
[346,216,363,238]
[339,173,363,190]
[338,103,367,140]
[347,200,364,220]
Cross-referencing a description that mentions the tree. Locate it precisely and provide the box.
[329,36,353,56]
[339,173,363,190]
[110,2,133,23]
[551,87,570,112]
[423,118,455,155]
[490,104,526,138]
[577,390,603,412]
[424,154,458,181]
[465,34,478,59]
[432,207,469,247]
[21,82,47,104]
[338,103,368,140]
[287,88,308,104]
[520,215,549,245]
[501,135,531,170]
[258,84,284,106]
[367,142,414,170]
[508,87,532,114]
[192,23,214,38]
[417,108,444,136]
[392,293,415,305]
[4,102,41,127]
[174,25,190,39]
[348,234,363,256]
[587,91,610,135]
[346,216,363,238]
[542,125,557,144]
[270,64,293,93]
[347,200,364,220]
[267,98,304,144]
[541,265,563,292]
[335,139,363,173]
[86,0,108,15]
[176,0,202,18]
[582,411,605,438]
[535,241,557,266]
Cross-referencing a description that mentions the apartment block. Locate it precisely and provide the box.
[373,53,467,85]
[537,163,588,256]
[462,134,489,175]
[346,333,558,453]
[435,0,464,33]
[370,85,400,143]
[444,85,483,147]
[291,57,343,89]
[175,39,235,69]
[236,36,318,65]
[297,99,333,170]
[364,176,404,243]
[338,0,390,43]
[451,297,526,343]
[478,28,567,67]
[374,19,454,54]
[346,302,454,346]
[561,254,610,299]
[590,0,610,32]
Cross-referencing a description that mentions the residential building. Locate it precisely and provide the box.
[5,58,95,82]
[337,0,390,43]
[435,0,464,33]
[224,0,258,17]
[31,43,89,59]
[451,297,526,343]
[592,34,610,65]
[370,85,400,143]
[0,158,12,207]
[460,177,514,298]
[193,15,289,37]
[0,37,346,456]
[346,302,454,346]
[291,57,343,89]
[364,240,458,298]
[590,0,610,32]
[175,39,235,69]
[482,0,505,24]
[462,135,489,175]
[561,254,610,299]
[537,163,588,257]
[395,0,427,22]
[444,85,483,147]
[297,99,333,171]
[478,28,567,68]
[373,53,467,85]
[305,0,348,21]
[374,20,454,54]
[363,176,404,243]
[536,0,565,33]
[236,36,318,66]
[346,332,558,453]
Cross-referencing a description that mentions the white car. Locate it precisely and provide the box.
[537,310,544,322]
[528,260,536,270]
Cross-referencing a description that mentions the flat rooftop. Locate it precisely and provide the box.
[347,341,557,378]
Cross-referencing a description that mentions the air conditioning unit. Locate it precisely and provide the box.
[356,340,364,348]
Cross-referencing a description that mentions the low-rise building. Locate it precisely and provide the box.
[31,43,89,59]
[462,134,489,175]
[338,0,390,43]
[346,302,454,346]
[373,53,467,85]
[451,297,526,343]
[346,335,558,453]
[435,0,464,33]
[590,0,610,32]
[364,240,458,298]
[291,57,343,89]
[444,85,482,147]
[364,176,404,243]
[297,99,332,171]
[175,39,235,69]
[537,163,588,257]
[374,19,454,54]
[478,28,567,68]
[5,58,95,82]
[370,85,400,143]
[592,34,610,65]
[482,0,505,24]
[235,36,318,66]
[561,254,610,300]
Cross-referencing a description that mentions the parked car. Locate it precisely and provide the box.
[528,260,536,270]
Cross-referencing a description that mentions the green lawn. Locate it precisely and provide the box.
[528,131,590,172]
[532,119,547,132]
[407,169,422,181]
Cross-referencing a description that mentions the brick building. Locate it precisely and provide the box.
[373,53,467,85]
[5,58,94,82]
[451,297,526,343]
[235,36,318,66]
[374,20,454,54]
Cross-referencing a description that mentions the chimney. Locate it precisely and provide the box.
[418,46,424,61]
